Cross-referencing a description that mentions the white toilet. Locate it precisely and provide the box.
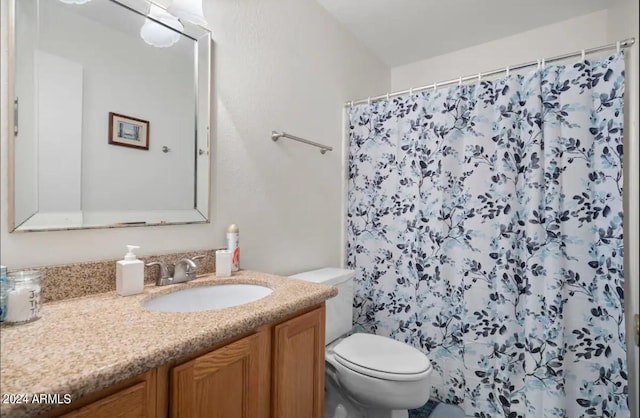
[291,268,433,418]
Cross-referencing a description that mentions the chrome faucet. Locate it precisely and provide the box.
[145,255,207,286]
[173,258,198,283]
[145,260,173,286]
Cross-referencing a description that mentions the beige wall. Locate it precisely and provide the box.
[0,0,390,273]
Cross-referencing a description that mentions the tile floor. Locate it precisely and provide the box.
[409,401,471,418]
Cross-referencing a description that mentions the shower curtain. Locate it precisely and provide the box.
[347,52,628,417]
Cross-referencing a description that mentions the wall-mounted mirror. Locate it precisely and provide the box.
[8,0,211,232]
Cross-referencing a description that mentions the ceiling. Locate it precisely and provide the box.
[315,0,611,67]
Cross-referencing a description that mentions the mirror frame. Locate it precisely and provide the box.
[7,0,212,232]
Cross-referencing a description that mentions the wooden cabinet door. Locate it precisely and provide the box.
[55,370,157,418]
[61,380,156,418]
[171,329,270,418]
[272,305,325,418]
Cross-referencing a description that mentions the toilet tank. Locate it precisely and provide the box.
[290,268,355,345]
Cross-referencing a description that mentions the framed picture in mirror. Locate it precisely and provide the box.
[109,112,150,150]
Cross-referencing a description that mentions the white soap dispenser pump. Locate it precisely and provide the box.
[116,245,144,296]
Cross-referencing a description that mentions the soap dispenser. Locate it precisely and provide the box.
[116,245,144,296]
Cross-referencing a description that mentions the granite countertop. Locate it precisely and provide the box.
[0,270,337,417]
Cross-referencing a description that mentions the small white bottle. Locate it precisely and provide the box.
[116,245,144,296]
[226,224,239,272]
[215,250,232,277]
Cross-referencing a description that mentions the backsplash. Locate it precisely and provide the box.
[7,249,219,303]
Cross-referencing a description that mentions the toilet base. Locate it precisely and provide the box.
[326,403,409,418]
[325,372,410,418]
[326,373,364,418]
[366,410,408,418]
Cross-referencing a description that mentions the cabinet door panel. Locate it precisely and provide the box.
[171,330,270,418]
[62,382,149,418]
[272,306,325,418]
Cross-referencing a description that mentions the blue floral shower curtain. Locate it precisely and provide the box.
[347,53,628,417]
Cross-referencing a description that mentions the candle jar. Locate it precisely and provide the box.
[5,271,42,324]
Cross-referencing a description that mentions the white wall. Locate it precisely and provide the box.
[37,51,83,213]
[391,10,610,91]
[0,0,390,273]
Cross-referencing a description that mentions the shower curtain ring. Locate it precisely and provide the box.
[433,82,438,92]
[367,97,371,105]
[458,76,462,86]
[581,49,586,60]
[409,87,413,95]
[386,93,390,101]
[478,72,482,81]
[616,41,621,52]
[541,58,545,68]
[505,66,510,76]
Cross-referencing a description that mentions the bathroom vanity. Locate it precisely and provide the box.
[0,271,336,418]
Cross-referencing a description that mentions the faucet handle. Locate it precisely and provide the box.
[145,261,171,284]
[191,255,208,268]
[174,258,198,282]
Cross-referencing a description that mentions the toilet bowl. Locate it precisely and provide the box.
[326,333,433,417]
[290,268,433,418]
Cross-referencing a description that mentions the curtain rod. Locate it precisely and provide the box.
[346,37,636,107]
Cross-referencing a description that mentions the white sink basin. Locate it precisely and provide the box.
[143,284,273,313]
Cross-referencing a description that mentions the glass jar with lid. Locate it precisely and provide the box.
[0,265,7,322]
[5,270,42,324]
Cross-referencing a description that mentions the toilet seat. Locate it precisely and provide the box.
[332,334,432,382]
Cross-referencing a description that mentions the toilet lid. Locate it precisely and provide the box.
[332,334,431,381]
